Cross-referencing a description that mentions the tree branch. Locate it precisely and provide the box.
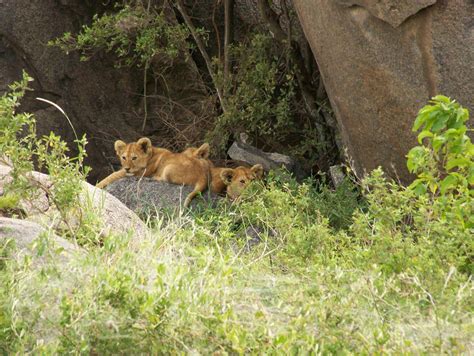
[223,0,234,84]
[175,0,227,112]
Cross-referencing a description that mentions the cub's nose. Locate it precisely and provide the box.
[124,168,130,172]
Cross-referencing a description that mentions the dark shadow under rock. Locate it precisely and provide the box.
[105,177,222,217]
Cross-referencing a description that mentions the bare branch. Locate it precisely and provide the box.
[175,0,227,112]
[223,0,234,83]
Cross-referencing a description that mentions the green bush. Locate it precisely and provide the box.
[407,95,473,229]
[49,4,191,68]
[0,72,90,232]
[208,33,322,160]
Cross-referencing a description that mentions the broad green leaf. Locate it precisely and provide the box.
[413,112,429,131]
[431,113,449,132]
[432,95,451,104]
[469,169,474,186]
[409,180,427,195]
[432,136,446,151]
[446,157,471,170]
[440,174,457,194]
[417,130,433,144]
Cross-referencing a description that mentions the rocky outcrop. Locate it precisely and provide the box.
[0,217,75,252]
[105,177,221,216]
[293,0,473,181]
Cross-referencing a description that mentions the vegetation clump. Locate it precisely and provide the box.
[0,72,89,218]
[50,4,191,68]
[0,81,472,353]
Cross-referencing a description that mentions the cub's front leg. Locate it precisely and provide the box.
[96,169,126,189]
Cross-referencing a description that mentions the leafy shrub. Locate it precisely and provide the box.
[49,4,191,68]
[208,33,322,159]
[407,95,473,229]
[0,72,89,229]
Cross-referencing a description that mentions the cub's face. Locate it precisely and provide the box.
[114,137,152,176]
[220,164,264,199]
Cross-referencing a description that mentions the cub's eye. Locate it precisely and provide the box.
[122,156,126,160]
[240,179,246,184]
[132,156,137,161]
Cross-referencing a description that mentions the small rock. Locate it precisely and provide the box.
[329,164,346,188]
[227,135,308,180]
[235,225,277,252]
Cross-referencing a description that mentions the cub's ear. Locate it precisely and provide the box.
[250,164,264,179]
[114,140,126,155]
[137,137,152,153]
[220,168,235,185]
[195,143,210,159]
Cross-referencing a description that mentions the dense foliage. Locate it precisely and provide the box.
[0,76,472,353]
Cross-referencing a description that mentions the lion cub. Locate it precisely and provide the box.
[182,144,263,199]
[97,137,211,207]
[219,165,263,199]
[182,143,227,195]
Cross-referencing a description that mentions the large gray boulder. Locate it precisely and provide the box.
[105,177,221,216]
[293,0,473,181]
[0,163,148,239]
[0,217,77,253]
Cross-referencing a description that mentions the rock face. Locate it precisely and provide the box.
[105,177,221,216]
[293,0,473,181]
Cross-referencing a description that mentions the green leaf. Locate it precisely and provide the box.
[431,113,449,132]
[410,180,427,195]
[446,157,471,170]
[417,130,433,144]
[440,174,457,194]
[432,135,447,151]
[432,95,451,104]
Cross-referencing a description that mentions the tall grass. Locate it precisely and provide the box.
[1,173,472,354]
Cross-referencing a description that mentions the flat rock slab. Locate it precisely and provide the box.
[105,177,222,216]
[228,140,308,180]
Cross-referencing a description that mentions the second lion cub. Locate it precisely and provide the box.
[97,137,211,207]
[182,143,263,199]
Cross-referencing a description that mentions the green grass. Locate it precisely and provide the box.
[1,172,472,354]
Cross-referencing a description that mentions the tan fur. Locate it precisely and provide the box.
[97,137,211,207]
[182,143,228,195]
[219,164,264,199]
